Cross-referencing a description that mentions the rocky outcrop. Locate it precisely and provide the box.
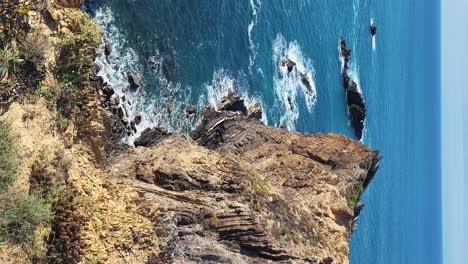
[248,103,263,120]
[127,72,141,90]
[339,37,367,140]
[370,23,377,37]
[134,127,171,147]
[280,58,314,94]
[218,92,248,114]
[106,100,380,264]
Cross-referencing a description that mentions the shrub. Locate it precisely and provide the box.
[20,34,48,70]
[0,121,18,190]
[56,17,101,88]
[0,45,23,79]
[0,192,53,244]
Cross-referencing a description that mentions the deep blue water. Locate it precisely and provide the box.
[92,0,441,263]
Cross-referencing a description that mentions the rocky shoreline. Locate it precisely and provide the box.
[339,37,367,140]
[0,1,380,263]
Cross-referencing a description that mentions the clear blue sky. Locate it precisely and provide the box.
[441,0,468,263]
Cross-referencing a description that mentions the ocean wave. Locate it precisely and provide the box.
[95,7,198,144]
[371,18,376,51]
[199,69,268,124]
[272,34,317,130]
[248,0,262,73]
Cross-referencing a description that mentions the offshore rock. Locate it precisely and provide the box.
[281,58,296,73]
[127,72,141,90]
[218,92,248,114]
[370,23,377,36]
[340,37,367,140]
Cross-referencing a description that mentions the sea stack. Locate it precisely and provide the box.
[370,23,377,36]
[339,36,367,140]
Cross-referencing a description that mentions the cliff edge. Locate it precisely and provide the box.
[0,1,379,263]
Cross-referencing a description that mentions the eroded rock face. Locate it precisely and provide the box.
[218,92,248,114]
[106,109,380,264]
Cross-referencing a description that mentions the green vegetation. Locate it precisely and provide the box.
[0,192,52,244]
[20,34,48,70]
[0,45,23,78]
[344,184,364,208]
[0,122,52,245]
[0,121,18,190]
[56,18,101,88]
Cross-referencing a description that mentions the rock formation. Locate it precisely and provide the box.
[0,1,380,262]
[339,37,367,140]
[280,58,314,94]
[218,92,248,114]
[370,23,377,37]
[100,102,380,263]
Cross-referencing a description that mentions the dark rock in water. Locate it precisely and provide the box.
[218,92,248,115]
[281,59,296,73]
[135,113,142,125]
[130,120,137,133]
[104,42,112,57]
[148,56,156,65]
[248,103,263,120]
[339,37,367,140]
[166,103,172,114]
[354,202,365,216]
[127,72,140,90]
[299,72,313,93]
[287,96,294,110]
[185,105,196,116]
[370,23,377,36]
[134,127,171,147]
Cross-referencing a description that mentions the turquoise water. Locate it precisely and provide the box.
[91,0,441,263]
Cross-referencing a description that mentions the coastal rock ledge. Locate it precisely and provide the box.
[106,105,380,264]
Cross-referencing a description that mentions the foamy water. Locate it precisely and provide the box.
[272,34,318,130]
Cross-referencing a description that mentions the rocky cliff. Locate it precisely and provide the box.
[0,1,379,263]
[105,107,379,264]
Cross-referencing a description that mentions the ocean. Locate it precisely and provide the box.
[88,0,442,263]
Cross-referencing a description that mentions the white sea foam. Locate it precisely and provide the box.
[248,0,262,73]
[272,34,317,130]
[371,18,376,51]
[338,38,363,94]
[200,69,268,124]
[95,7,197,144]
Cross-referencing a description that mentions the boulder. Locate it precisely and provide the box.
[185,105,196,116]
[135,113,142,125]
[370,24,377,36]
[248,103,263,120]
[104,42,112,56]
[127,72,140,90]
[281,59,296,73]
[134,127,171,147]
[218,92,248,115]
